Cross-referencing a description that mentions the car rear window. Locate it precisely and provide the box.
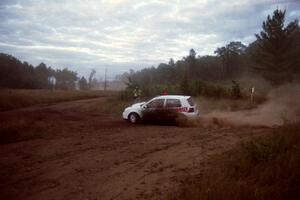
[187,97,195,106]
[166,99,181,108]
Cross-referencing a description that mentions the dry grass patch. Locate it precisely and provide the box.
[94,97,131,115]
[195,97,266,114]
[0,89,117,111]
[170,122,300,200]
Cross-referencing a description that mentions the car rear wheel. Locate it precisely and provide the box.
[128,113,139,124]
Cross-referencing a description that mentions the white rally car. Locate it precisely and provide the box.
[122,95,199,124]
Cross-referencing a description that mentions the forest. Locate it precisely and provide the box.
[119,9,300,98]
[1,9,299,96]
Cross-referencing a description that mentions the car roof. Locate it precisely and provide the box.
[153,95,191,100]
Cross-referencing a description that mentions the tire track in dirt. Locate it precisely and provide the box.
[0,97,271,200]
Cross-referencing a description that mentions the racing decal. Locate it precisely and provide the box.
[176,107,188,112]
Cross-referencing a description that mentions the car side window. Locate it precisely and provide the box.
[147,99,165,108]
[166,99,181,108]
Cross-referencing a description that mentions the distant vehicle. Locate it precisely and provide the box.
[122,95,199,124]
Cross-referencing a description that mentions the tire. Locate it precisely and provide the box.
[128,113,140,124]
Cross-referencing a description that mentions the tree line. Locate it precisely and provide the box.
[0,54,77,89]
[120,9,300,98]
[0,53,106,90]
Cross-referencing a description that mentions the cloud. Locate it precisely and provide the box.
[0,0,299,77]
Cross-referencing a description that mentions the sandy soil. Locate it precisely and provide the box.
[0,97,270,200]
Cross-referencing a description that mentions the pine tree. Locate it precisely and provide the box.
[180,70,189,95]
[252,9,299,85]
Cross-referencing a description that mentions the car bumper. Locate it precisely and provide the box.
[122,111,128,120]
[183,110,199,118]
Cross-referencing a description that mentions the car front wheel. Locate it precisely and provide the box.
[128,113,140,124]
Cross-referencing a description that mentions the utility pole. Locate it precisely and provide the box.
[104,67,108,91]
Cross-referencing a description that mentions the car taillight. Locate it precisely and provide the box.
[188,107,194,113]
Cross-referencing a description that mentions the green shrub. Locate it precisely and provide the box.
[121,80,245,99]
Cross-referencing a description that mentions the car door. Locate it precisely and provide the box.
[165,98,182,119]
[142,98,165,121]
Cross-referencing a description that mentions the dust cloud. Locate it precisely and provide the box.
[197,84,300,127]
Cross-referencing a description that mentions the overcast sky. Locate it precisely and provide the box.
[0,0,299,78]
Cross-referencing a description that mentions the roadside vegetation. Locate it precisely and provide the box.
[195,97,258,113]
[170,122,300,200]
[0,89,117,111]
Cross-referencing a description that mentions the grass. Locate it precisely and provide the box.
[95,97,132,115]
[0,89,117,111]
[170,122,300,200]
[195,95,266,114]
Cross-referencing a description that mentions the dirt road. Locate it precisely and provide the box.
[0,97,270,200]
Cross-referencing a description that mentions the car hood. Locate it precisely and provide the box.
[131,102,146,108]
